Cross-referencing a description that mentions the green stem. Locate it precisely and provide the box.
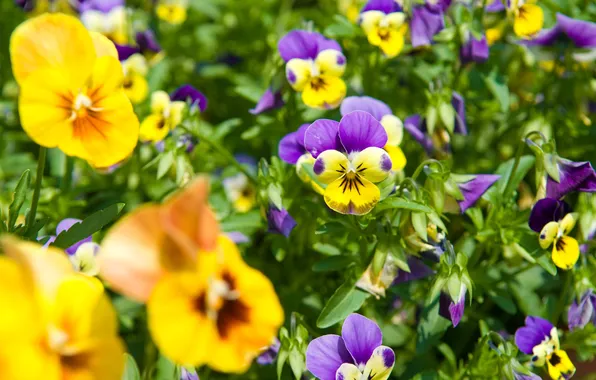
[62,156,74,192]
[501,134,525,202]
[26,146,46,232]
[411,159,444,181]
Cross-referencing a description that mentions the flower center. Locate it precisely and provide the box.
[47,326,69,353]
[310,76,327,91]
[337,162,367,194]
[72,93,94,120]
[377,27,392,41]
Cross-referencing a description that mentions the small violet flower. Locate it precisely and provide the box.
[180,367,199,380]
[358,0,407,58]
[304,111,393,215]
[568,289,596,331]
[460,33,489,64]
[340,96,406,171]
[529,198,580,270]
[250,88,285,115]
[439,284,467,327]
[267,205,297,238]
[306,313,395,380]
[523,13,596,49]
[278,30,347,109]
[256,338,281,365]
[514,316,576,380]
[450,174,501,213]
[410,0,451,48]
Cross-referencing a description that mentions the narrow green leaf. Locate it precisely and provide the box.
[536,254,557,276]
[277,347,289,380]
[312,256,354,272]
[317,281,370,328]
[315,222,346,235]
[426,106,438,135]
[53,203,124,249]
[483,156,535,203]
[416,297,451,354]
[488,289,517,315]
[376,198,433,213]
[483,73,510,112]
[412,212,428,242]
[157,152,174,179]
[439,103,455,134]
[8,170,31,230]
[121,353,141,380]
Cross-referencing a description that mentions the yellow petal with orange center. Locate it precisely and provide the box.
[157,4,188,25]
[10,13,96,86]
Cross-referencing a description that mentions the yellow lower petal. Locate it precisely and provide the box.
[384,145,406,171]
[552,236,580,270]
[539,221,559,249]
[378,30,405,58]
[301,75,346,109]
[157,4,188,24]
[514,4,544,37]
[351,147,392,183]
[324,174,381,215]
[336,363,361,380]
[123,73,149,104]
[313,150,349,184]
[547,350,575,380]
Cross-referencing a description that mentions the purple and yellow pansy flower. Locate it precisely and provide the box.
[340,96,406,171]
[529,198,579,270]
[306,313,395,380]
[358,0,407,58]
[304,111,393,215]
[278,30,347,109]
[119,51,149,104]
[488,0,544,38]
[80,0,128,45]
[515,316,576,380]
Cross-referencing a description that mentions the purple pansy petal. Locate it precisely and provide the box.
[515,316,554,354]
[170,85,208,113]
[340,96,392,121]
[115,44,141,61]
[304,120,341,158]
[360,0,402,14]
[557,13,596,49]
[410,5,445,48]
[522,25,562,46]
[41,235,56,248]
[341,314,383,368]
[279,133,305,164]
[278,30,341,62]
[425,0,452,13]
[456,174,500,213]
[568,290,596,331]
[461,35,489,64]
[250,88,285,115]
[257,338,281,365]
[439,291,465,327]
[226,231,250,244]
[267,206,297,238]
[179,368,199,380]
[306,335,353,380]
[452,91,467,135]
[393,257,435,284]
[78,0,123,13]
[528,198,571,233]
[546,158,596,200]
[485,0,506,12]
[338,111,388,153]
[136,30,162,53]
[56,218,92,255]
[404,115,434,153]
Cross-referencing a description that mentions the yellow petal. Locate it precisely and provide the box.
[384,145,406,171]
[313,149,349,185]
[539,221,559,249]
[380,114,403,146]
[378,29,405,58]
[286,58,313,91]
[302,75,347,109]
[123,73,149,104]
[351,147,392,183]
[324,174,381,215]
[384,12,406,29]
[360,10,384,35]
[547,350,575,380]
[315,49,346,77]
[10,13,96,86]
[559,212,578,236]
[89,31,118,59]
[123,54,149,76]
[168,101,186,128]
[157,4,188,25]
[151,90,172,114]
[363,346,395,380]
[552,236,580,270]
[140,114,169,143]
[514,4,544,37]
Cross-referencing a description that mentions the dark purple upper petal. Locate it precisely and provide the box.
[267,205,297,238]
[460,34,489,64]
[392,257,435,284]
[170,85,208,112]
[250,88,285,115]
[522,25,562,46]
[528,198,571,232]
[115,44,141,61]
[485,0,506,12]
[279,124,309,164]
[278,30,342,62]
[557,13,596,48]
[341,313,383,368]
[136,30,162,53]
[514,316,554,354]
[425,0,452,13]
[404,115,434,153]
[306,335,353,380]
[546,158,596,199]
[360,0,402,14]
[568,290,596,331]
[340,96,392,121]
[338,111,388,153]
[78,0,123,13]
[456,174,500,213]
[304,120,342,158]
[410,5,445,47]
[452,91,467,135]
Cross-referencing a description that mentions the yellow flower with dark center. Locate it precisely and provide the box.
[139,91,186,142]
[10,13,139,169]
[122,54,149,104]
[360,11,408,58]
[81,6,128,44]
[223,173,257,212]
[0,237,124,380]
[511,0,544,37]
[539,212,580,270]
[156,0,188,25]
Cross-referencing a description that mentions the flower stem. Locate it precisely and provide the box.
[501,134,525,202]
[26,146,46,232]
[62,156,73,191]
[411,159,444,181]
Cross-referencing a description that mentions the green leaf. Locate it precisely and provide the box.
[537,254,557,276]
[8,169,30,230]
[157,152,174,179]
[312,256,354,272]
[412,212,428,242]
[52,203,125,249]
[315,222,346,235]
[316,280,370,328]
[416,297,451,354]
[277,341,290,380]
[488,288,517,315]
[121,354,141,380]
[324,15,357,38]
[483,72,510,112]
[483,156,535,203]
[426,106,438,135]
[439,102,455,134]
[289,347,306,380]
[376,198,433,213]
[544,153,560,182]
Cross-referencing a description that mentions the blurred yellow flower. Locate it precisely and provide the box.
[10,13,139,169]
[122,54,149,104]
[139,91,186,142]
[81,6,128,44]
[99,178,284,372]
[157,0,189,25]
[511,0,544,37]
[0,237,124,380]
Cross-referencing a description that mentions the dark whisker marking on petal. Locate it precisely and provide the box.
[355,175,365,188]
[339,164,346,170]
[357,163,363,169]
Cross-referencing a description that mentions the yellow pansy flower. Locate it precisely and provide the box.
[511,0,544,37]
[223,173,257,212]
[99,178,284,372]
[360,10,408,58]
[539,212,580,270]
[0,237,124,380]
[122,53,149,104]
[139,91,186,142]
[10,13,139,169]
[156,0,189,25]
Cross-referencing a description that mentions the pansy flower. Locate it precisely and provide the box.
[306,313,395,380]
[267,205,297,238]
[156,0,189,25]
[304,111,392,215]
[410,0,451,47]
[0,236,125,379]
[99,178,284,372]
[486,0,544,37]
[10,13,139,168]
[250,88,285,115]
[119,51,149,104]
[545,158,596,200]
[514,316,576,380]
[223,155,257,213]
[445,174,501,213]
[15,0,74,13]
[140,91,185,143]
[529,198,579,270]
[460,32,490,64]
[171,84,208,113]
[278,30,347,109]
[358,0,407,58]
[339,0,366,23]
[403,92,467,156]
[278,123,324,194]
[340,96,406,171]
[404,223,447,262]
[568,289,596,331]
[116,30,163,64]
[80,0,128,44]
[439,285,467,327]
